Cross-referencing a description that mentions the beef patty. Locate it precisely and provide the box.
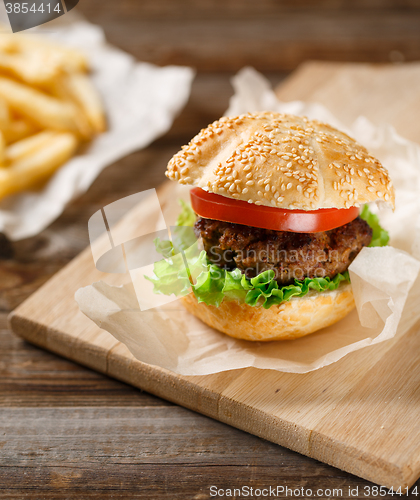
[194,216,372,285]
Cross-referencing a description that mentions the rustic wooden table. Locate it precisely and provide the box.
[1,1,420,498]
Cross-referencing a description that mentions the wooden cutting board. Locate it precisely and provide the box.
[9,62,420,490]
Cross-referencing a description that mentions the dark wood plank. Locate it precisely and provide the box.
[0,407,395,499]
[77,2,420,71]
[0,313,170,408]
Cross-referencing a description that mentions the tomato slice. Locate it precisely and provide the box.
[190,187,359,233]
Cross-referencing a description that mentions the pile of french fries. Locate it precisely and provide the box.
[0,32,106,201]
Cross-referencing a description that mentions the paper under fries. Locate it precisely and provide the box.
[0,30,106,201]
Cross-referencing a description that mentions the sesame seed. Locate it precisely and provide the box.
[257,191,263,197]
[384,193,390,201]
[367,186,375,192]
[297,185,302,193]
[255,201,263,205]
[246,180,254,186]
[287,183,293,190]
[242,188,249,194]
[377,191,383,197]
[265,184,270,192]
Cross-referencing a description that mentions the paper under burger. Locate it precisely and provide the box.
[148,111,395,341]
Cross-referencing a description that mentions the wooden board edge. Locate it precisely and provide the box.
[309,430,417,490]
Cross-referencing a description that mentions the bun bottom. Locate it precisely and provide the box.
[181,283,355,341]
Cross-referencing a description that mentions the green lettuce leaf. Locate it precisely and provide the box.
[360,204,390,247]
[176,199,196,227]
[146,202,389,308]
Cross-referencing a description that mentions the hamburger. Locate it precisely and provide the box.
[158,112,394,341]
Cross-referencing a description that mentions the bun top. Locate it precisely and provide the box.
[166,112,395,210]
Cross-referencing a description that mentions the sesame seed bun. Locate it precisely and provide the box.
[181,282,355,342]
[166,112,395,210]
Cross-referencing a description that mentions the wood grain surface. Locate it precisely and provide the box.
[77,1,420,71]
[2,1,420,498]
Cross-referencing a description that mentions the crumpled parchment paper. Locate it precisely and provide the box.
[0,12,194,240]
[75,67,420,375]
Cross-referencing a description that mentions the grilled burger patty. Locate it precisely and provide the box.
[194,216,372,285]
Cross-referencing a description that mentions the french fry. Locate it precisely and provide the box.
[2,119,39,144]
[0,51,59,86]
[5,130,57,163]
[0,29,106,200]
[60,72,106,134]
[0,132,78,200]
[0,131,5,164]
[0,33,88,74]
[0,76,91,138]
[0,96,10,129]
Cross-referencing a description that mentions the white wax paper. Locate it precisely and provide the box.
[75,67,420,375]
[0,12,194,240]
